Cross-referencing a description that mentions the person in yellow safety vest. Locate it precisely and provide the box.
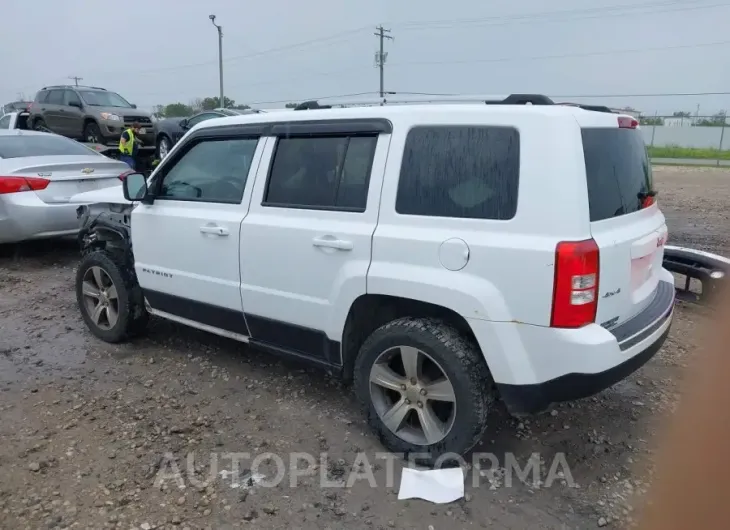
[119,122,141,170]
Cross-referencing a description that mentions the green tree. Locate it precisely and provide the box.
[697,110,727,127]
[201,96,241,110]
[285,102,299,108]
[163,103,194,118]
[673,111,692,118]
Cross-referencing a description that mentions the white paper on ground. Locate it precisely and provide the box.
[397,467,465,504]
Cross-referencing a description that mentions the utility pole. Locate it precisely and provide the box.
[209,15,224,108]
[68,76,83,86]
[374,25,393,98]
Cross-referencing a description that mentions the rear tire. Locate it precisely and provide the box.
[354,317,494,464]
[76,250,148,343]
[84,122,103,144]
[33,117,48,132]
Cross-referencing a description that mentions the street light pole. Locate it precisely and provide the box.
[209,14,224,108]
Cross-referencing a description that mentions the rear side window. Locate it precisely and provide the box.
[582,128,654,222]
[46,90,64,105]
[0,134,99,158]
[264,134,377,211]
[396,126,520,220]
[34,91,49,103]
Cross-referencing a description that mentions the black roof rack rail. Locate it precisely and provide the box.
[558,102,616,114]
[484,94,555,105]
[294,100,333,110]
[40,84,107,91]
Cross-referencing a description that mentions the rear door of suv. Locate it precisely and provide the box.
[581,116,668,330]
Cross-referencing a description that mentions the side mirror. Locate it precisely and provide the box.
[179,118,189,129]
[131,103,137,109]
[69,100,82,109]
[122,172,148,201]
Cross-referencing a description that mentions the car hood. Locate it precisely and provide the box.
[71,184,131,205]
[92,106,152,118]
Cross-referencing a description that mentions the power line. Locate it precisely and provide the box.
[374,26,394,98]
[388,39,730,68]
[136,37,730,100]
[68,76,83,86]
[396,1,729,30]
[246,92,379,106]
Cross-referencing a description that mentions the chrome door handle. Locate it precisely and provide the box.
[200,225,229,236]
[312,236,353,251]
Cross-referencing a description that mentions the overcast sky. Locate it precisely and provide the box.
[2,0,729,116]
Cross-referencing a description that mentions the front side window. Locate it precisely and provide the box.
[396,126,520,220]
[264,134,377,210]
[156,137,259,204]
[64,90,82,106]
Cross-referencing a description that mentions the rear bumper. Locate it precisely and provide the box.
[467,274,676,415]
[0,192,81,244]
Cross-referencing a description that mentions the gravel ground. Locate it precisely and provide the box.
[0,166,727,530]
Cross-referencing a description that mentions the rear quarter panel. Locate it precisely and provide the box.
[369,110,591,327]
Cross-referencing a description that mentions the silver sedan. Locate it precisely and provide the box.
[0,129,131,244]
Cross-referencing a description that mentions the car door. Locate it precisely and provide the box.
[43,90,65,131]
[240,122,389,365]
[62,90,85,138]
[131,128,266,338]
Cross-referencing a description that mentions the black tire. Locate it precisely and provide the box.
[33,117,48,132]
[83,122,103,144]
[76,250,148,343]
[156,134,171,160]
[354,317,494,464]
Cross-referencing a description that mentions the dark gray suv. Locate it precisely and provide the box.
[27,85,155,147]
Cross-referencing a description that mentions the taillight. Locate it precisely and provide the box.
[618,116,638,129]
[0,176,50,195]
[550,239,600,328]
[641,195,656,209]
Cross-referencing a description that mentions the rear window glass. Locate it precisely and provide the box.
[0,134,100,158]
[396,126,520,220]
[582,128,654,222]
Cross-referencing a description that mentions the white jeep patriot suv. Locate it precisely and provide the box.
[72,94,674,461]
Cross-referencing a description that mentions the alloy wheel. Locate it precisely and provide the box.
[369,346,457,446]
[159,138,170,159]
[81,266,119,330]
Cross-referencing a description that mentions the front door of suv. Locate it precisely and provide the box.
[131,131,266,337]
[240,124,389,364]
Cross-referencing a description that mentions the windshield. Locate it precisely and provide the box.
[78,90,133,108]
[0,134,100,158]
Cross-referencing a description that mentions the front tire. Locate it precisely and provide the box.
[157,135,171,159]
[76,250,148,343]
[354,317,494,464]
